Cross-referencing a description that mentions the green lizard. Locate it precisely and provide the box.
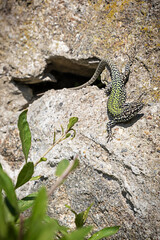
[70,55,144,141]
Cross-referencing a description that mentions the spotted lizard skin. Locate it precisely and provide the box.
[71,55,144,141]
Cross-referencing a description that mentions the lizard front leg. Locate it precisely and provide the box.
[103,52,136,96]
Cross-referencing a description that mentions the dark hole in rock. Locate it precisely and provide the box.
[29,70,105,96]
[12,56,106,98]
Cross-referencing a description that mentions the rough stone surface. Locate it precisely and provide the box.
[2,87,159,239]
[0,0,159,86]
[0,0,160,239]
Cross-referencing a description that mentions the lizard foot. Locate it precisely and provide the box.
[106,133,113,142]
[106,120,115,142]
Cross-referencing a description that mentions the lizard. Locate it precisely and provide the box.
[70,53,144,142]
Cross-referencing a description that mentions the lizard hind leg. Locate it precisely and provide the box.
[106,101,144,142]
[116,101,144,123]
[106,120,117,142]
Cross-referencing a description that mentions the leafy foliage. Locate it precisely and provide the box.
[15,162,34,189]
[88,226,120,240]
[0,110,120,240]
[66,203,93,228]
[18,192,38,212]
[55,159,70,177]
[0,167,19,218]
[18,109,31,163]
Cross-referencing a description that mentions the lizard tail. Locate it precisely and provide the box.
[69,60,107,90]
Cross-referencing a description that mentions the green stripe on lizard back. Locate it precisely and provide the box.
[71,58,127,115]
[106,59,127,116]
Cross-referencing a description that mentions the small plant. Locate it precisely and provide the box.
[0,109,120,240]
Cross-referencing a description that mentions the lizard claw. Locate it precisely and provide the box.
[106,132,113,142]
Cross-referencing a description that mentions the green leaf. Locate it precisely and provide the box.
[82,203,93,223]
[67,117,78,131]
[65,204,71,209]
[57,224,69,235]
[75,212,84,228]
[40,157,47,161]
[0,167,19,217]
[3,198,16,223]
[0,186,7,238]
[43,216,68,234]
[35,157,47,167]
[39,157,47,163]
[27,187,47,232]
[55,158,79,178]
[61,125,64,135]
[18,109,31,162]
[65,202,92,229]
[30,187,47,222]
[71,158,79,172]
[15,162,34,189]
[88,226,120,240]
[30,175,41,181]
[75,203,93,228]
[18,192,38,212]
[65,133,71,139]
[55,159,69,177]
[53,131,56,144]
[24,218,58,240]
[24,187,59,240]
[65,204,77,215]
[61,226,92,240]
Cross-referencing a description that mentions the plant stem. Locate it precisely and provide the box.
[34,133,67,167]
[47,158,76,198]
[18,214,24,240]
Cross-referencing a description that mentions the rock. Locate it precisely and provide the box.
[6,88,157,239]
[0,0,159,239]
[0,0,159,87]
